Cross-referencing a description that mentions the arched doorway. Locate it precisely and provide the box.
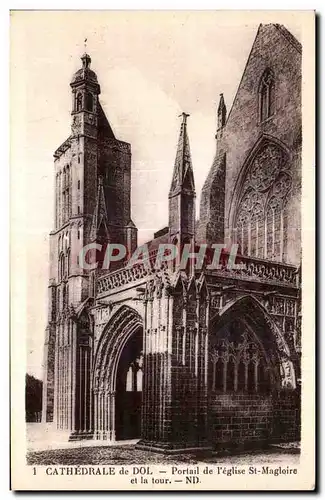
[115,327,143,440]
[93,305,144,441]
[208,295,299,449]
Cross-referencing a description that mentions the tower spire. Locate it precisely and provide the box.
[168,113,196,264]
[169,112,195,197]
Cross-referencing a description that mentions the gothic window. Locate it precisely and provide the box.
[237,213,249,256]
[226,358,235,392]
[62,283,68,309]
[75,92,83,112]
[67,248,71,276]
[58,171,62,227]
[247,361,256,393]
[57,288,60,314]
[59,253,65,281]
[86,92,94,112]
[214,358,224,391]
[237,360,246,391]
[234,142,291,263]
[62,284,66,308]
[259,69,274,122]
[67,188,71,217]
[258,364,270,394]
[209,324,271,394]
[250,202,264,258]
[67,166,71,217]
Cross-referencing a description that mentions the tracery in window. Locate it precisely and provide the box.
[209,321,271,394]
[233,142,291,262]
[259,69,274,122]
[250,202,264,258]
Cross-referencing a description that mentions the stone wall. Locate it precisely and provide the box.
[209,389,300,450]
[198,24,302,266]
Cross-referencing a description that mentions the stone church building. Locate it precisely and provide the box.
[42,23,302,452]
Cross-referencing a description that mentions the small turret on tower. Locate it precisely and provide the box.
[70,52,100,138]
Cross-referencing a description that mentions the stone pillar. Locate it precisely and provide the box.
[68,314,94,441]
[94,389,98,438]
[137,273,210,453]
[41,323,56,423]
[53,322,60,428]
[111,392,116,441]
[138,277,173,449]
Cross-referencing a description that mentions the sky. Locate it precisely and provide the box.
[10,11,303,380]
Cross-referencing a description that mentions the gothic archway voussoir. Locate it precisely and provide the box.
[93,305,143,392]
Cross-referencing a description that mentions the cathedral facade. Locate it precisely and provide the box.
[42,23,302,452]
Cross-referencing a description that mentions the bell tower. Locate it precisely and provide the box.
[42,51,137,438]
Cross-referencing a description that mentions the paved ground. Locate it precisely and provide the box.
[27,444,300,466]
[26,424,300,466]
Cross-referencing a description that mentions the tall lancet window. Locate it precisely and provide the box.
[59,253,65,282]
[259,69,274,122]
[250,202,264,258]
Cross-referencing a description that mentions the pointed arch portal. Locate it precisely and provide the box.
[211,295,296,389]
[208,295,298,448]
[93,306,143,441]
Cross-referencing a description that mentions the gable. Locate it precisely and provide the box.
[226,23,301,130]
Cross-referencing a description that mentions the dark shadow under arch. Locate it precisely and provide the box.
[210,295,295,389]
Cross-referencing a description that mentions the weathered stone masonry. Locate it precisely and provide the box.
[42,23,301,451]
